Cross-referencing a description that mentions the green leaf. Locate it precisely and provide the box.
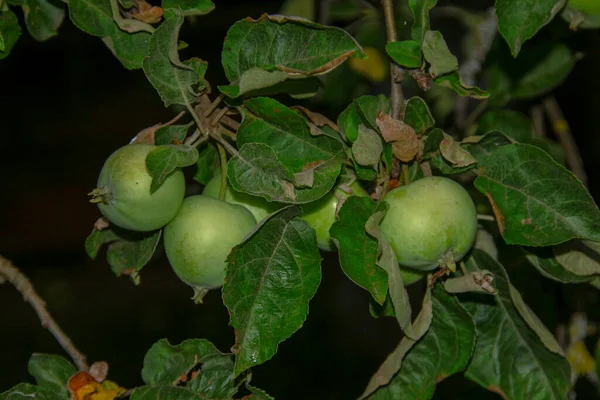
[219,74,323,99]
[552,239,600,277]
[146,145,198,193]
[227,143,297,202]
[361,289,433,398]
[365,204,413,333]
[162,0,215,16]
[352,125,383,167]
[524,246,593,283]
[462,130,513,166]
[0,9,21,59]
[403,96,434,134]
[485,64,512,107]
[422,30,458,78]
[143,10,206,106]
[221,14,364,96]
[495,0,566,57]
[131,386,205,400]
[28,354,75,399]
[85,227,161,284]
[154,122,193,145]
[338,95,391,142]
[478,110,534,142]
[0,383,50,400]
[69,0,150,69]
[101,30,151,70]
[19,0,65,42]
[462,250,571,400]
[244,384,274,400]
[369,287,476,399]
[408,0,438,45]
[477,110,565,164]
[511,43,575,99]
[385,40,422,68]
[330,196,388,305]
[222,207,322,376]
[434,72,490,99]
[474,144,600,246]
[193,143,218,185]
[68,0,113,36]
[231,100,345,202]
[238,97,344,173]
[142,339,236,398]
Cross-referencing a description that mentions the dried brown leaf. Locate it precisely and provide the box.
[439,133,476,167]
[376,112,421,162]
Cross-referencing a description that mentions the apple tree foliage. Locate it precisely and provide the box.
[2,0,600,399]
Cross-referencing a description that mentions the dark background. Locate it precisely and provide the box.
[1,0,600,398]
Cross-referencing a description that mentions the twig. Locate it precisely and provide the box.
[210,107,229,127]
[531,105,546,137]
[183,128,201,146]
[382,0,405,119]
[219,125,237,141]
[454,8,497,131]
[319,0,332,25]
[211,132,238,156]
[217,143,228,201]
[203,93,225,118]
[477,214,495,222]
[401,164,410,185]
[189,134,209,149]
[420,161,432,177]
[186,103,206,135]
[220,115,241,131]
[543,96,588,185]
[0,255,89,371]
[463,99,488,132]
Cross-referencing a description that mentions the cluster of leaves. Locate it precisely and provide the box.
[3,0,600,399]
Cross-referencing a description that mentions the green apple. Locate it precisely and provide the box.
[202,172,281,222]
[302,182,368,252]
[380,177,477,271]
[164,195,256,302]
[91,144,185,231]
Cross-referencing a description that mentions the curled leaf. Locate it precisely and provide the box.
[444,270,497,294]
[376,112,422,162]
[439,133,476,167]
[352,125,382,167]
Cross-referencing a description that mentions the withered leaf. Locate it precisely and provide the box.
[439,133,476,167]
[376,112,421,162]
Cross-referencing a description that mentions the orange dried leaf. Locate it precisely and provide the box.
[132,6,164,24]
[68,372,126,400]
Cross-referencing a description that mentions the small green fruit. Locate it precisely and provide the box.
[400,267,426,286]
[302,182,368,252]
[202,172,281,222]
[569,0,600,15]
[380,176,477,271]
[91,144,185,231]
[163,195,256,302]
